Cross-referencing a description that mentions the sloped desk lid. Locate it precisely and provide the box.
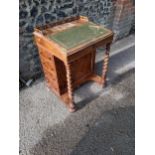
[47,22,111,51]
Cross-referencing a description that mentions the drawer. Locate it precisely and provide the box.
[39,50,54,62]
[40,57,55,75]
[44,73,59,92]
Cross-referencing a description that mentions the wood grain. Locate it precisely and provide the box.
[33,16,113,112]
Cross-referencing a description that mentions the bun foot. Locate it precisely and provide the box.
[68,104,77,113]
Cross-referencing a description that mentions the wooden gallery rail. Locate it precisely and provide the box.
[33,16,114,112]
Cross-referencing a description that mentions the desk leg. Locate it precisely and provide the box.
[65,63,76,112]
[102,43,111,87]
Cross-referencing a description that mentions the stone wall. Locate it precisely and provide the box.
[19,0,134,81]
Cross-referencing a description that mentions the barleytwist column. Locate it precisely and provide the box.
[102,43,111,87]
[65,62,76,112]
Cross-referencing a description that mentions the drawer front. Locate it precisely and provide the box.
[39,50,53,62]
[44,72,59,93]
[38,50,60,94]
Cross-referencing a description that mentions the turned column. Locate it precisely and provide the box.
[101,43,111,87]
[65,62,76,112]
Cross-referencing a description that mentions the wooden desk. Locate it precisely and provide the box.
[33,16,114,112]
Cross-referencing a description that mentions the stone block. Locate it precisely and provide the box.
[20,10,28,19]
[31,7,38,17]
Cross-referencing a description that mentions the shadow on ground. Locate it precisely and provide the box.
[29,68,135,155]
[75,67,135,111]
[71,106,135,155]
[73,45,135,105]
[95,46,135,79]
[30,105,135,155]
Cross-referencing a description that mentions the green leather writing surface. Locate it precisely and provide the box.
[48,22,109,50]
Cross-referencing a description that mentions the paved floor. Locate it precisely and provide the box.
[19,35,135,155]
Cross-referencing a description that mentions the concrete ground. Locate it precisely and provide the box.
[19,34,135,155]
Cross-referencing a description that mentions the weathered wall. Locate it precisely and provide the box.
[112,0,135,40]
[19,0,134,81]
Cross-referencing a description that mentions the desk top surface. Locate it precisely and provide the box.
[46,21,112,51]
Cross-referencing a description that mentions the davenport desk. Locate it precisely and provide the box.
[33,16,114,112]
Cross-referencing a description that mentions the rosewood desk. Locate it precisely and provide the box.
[33,16,114,112]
